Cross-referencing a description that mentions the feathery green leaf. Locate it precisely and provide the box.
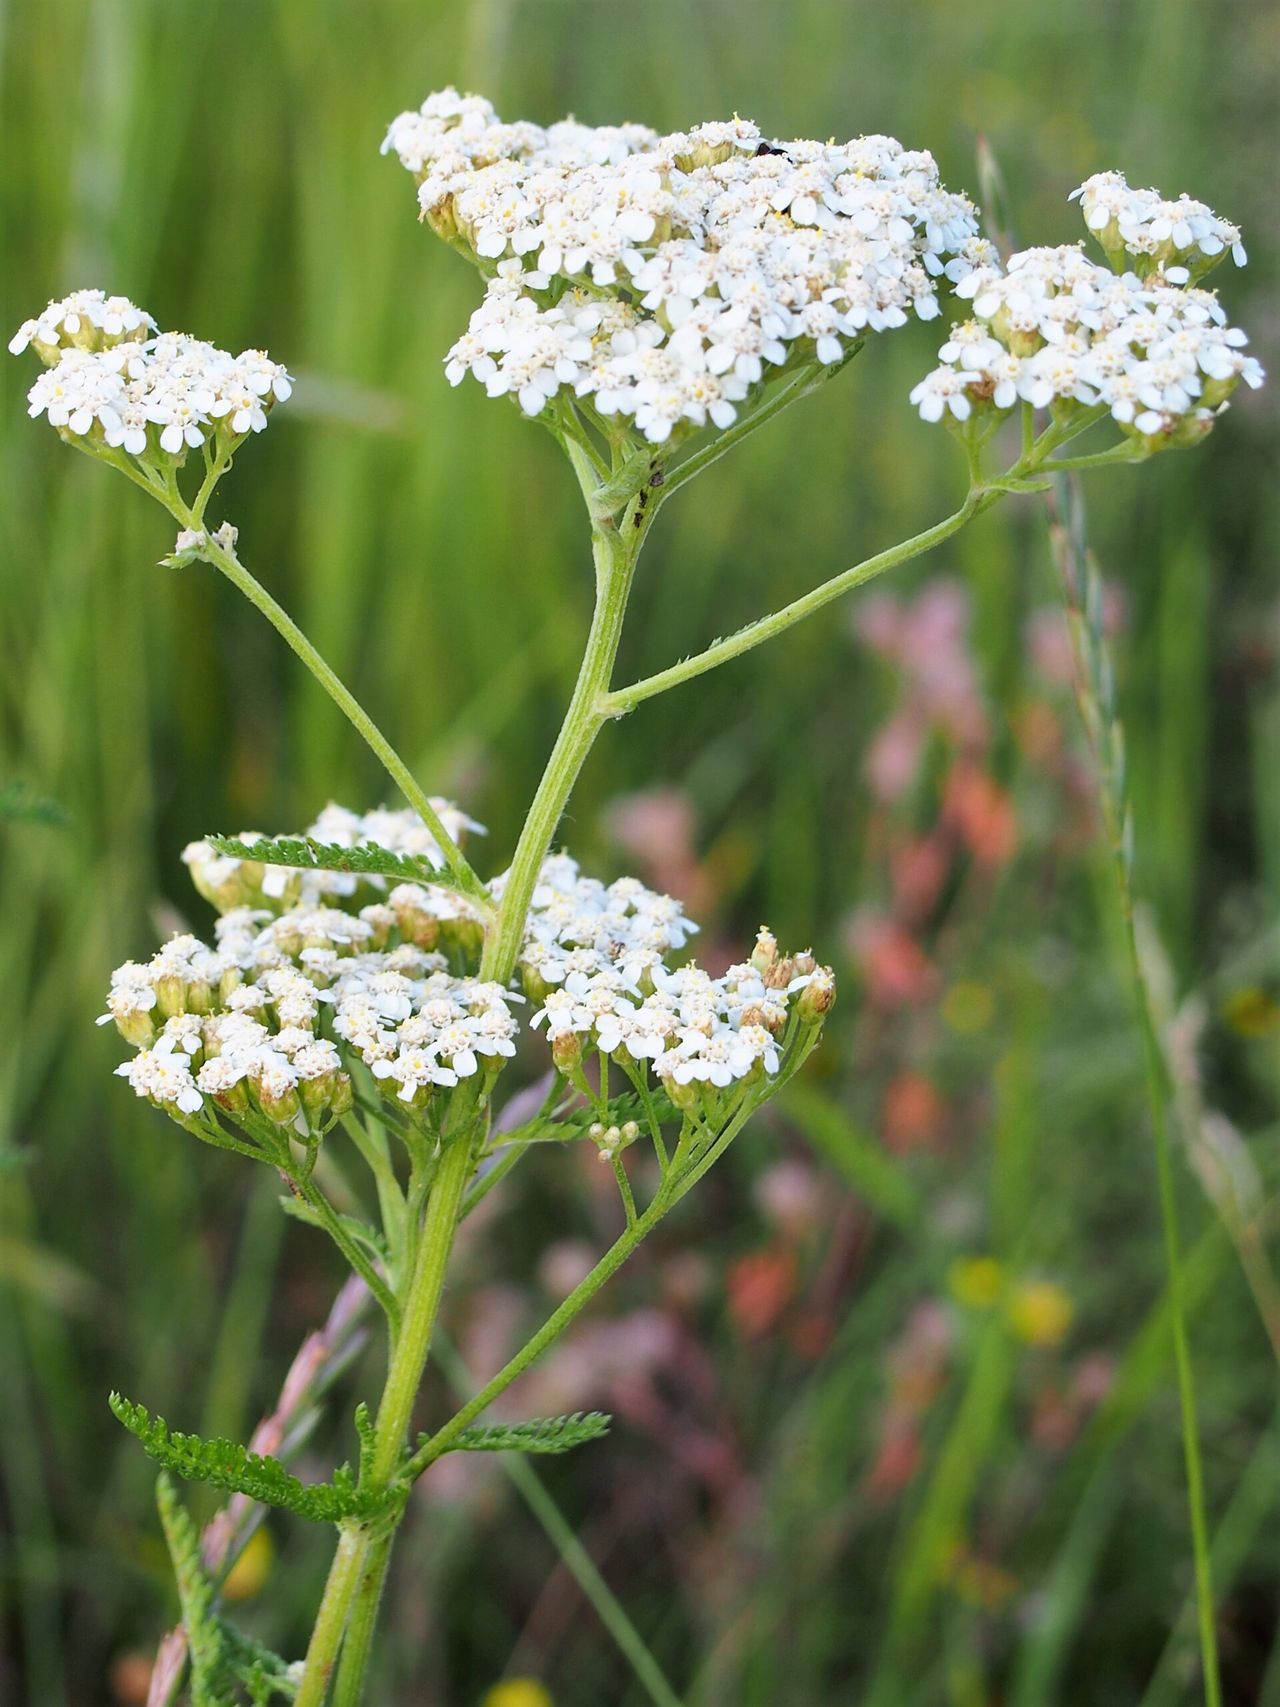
[205,832,469,891]
[112,1395,391,1523]
[435,1411,612,1457]
[155,1473,228,1707]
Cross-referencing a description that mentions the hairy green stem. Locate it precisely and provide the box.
[295,1526,372,1707]
[368,1128,475,1484]
[405,1191,667,1481]
[176,526,490,912]
[331,1535,394,1707]
[604,494,983,713]
[479,469,652,984]
[295,1130,477,1704]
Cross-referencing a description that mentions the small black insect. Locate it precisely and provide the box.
[755,141,790,159]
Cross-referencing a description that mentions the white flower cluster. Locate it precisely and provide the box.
[513,853,699,995]
[182,800,484,914]
[103,909,518,1133]
[1069,171,1246,280]
[330,962,519,1105]
[8,290,154,357]
[12,292,291,463]
[105,806,836,1139]
[530,926,828,1095]
[102,931,350,1132]
[910,242,1262,444]
[384,88,990,443]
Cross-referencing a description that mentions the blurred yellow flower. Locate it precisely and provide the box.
[482,1682,555,1707]
[1222,986,1279,1039]
[948,1255,1004,1308]
[221,1525,274,1602]
[942,980,995,1034]
[1009,1280,1074,1347]
[951,1547,1018,1609]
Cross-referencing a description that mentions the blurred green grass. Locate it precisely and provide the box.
[1,0,1277,1702]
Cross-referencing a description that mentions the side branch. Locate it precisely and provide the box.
[603,494,983,713]
[188,529,492,914]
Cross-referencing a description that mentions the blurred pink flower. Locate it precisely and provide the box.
[943,763,1018,868]
[727,1246,798,1338]
[604,785,715,911]
[883,1071,945,1154]
[753,1158,828,1240]
[846,908,940,1008]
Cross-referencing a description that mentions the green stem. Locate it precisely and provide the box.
[655,360,838,504]
[479,483,650,984]
[183,530,490,912]
[1048,443,1144,473]
[1126,936,1222,1707]
[293,1175,400,1330]
[341,1115,407,1271]
[1049,476,1220,1706]
[330,1534,394,1707]
[295,1525,373,1707]
[501,1451,685,1707]
[294,1129,477,1706]
[369,1126,476,1484]
[403,1190,669,1481]
[460,1140,529,1220]
[604,493,984,713]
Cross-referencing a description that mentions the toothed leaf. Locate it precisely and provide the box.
[438,1412,612,1456]
[205,833,466,890]
[112,1395,392,1523]
[155,1473,228,1706]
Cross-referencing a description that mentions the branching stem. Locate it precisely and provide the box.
[164,507,491,913]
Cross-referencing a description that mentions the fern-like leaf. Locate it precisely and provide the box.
[218,1619,298,1702]
[112,1395,388,1523]
[439,1412,612,1457]
[205,833,466,891]
[155,1473,229,1707]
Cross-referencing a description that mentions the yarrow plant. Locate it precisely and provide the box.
[11,88,1262,1705]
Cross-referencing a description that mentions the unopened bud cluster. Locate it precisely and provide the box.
[11,290,291,468]
[910,180,1261,449]
[384,88,990,444]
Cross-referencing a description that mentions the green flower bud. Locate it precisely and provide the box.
[797,965,836,1022]
[589,1120,641,1161]
[250,1065,302,1127]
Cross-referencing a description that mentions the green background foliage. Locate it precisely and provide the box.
[1,1,1276,1702]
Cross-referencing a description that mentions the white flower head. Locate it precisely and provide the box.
[13,303,292,482]
[912,238,1262,447]
[388,89,984,445]
[1071,171,1247,279]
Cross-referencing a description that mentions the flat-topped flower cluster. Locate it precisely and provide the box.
[383,87,990,443]
[103,807,834,1143]
[910,183,1261,447]
[11,290,291,465]
[514,855,826,1094]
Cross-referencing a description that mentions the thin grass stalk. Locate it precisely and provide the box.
[1046,473,1221,1707]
